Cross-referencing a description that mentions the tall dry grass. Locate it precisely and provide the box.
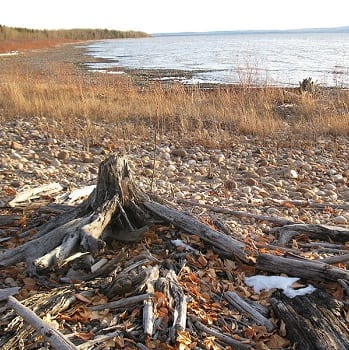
[1,52,349,148]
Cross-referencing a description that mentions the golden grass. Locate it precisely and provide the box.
[1,47,349,148]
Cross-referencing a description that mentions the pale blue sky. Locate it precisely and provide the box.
[1,0,348,33]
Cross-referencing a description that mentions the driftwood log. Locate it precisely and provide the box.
[270,289,349,350]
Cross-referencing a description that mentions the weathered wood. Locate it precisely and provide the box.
[319,253,349,265]
[0,287,20,301]
[277,223,349,246]
[7,296,78,350]
[178,199,297,225]
[144,200,249,263]
[91,293,152,311]
[0,215,22,226]
[224,291,275,332]
[270,289,349,350]
[192,316,252,350]
[8,182,63,207]
[143,266,159,336]
[256,254,349,282]
[0,155,151,273]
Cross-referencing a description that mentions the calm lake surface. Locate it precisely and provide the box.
[84,32,349,87]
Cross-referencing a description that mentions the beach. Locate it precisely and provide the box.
[1,43,349,349]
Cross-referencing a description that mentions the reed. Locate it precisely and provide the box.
[1,51,349,148]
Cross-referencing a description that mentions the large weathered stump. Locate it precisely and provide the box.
[0,156,151,274]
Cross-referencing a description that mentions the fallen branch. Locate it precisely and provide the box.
[256,254,349,282]
[6,296,78,350]
[224,291,275,332]
[144,200,249,263]
[178,199,297,225]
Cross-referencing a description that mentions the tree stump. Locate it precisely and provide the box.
[0,156,152,274]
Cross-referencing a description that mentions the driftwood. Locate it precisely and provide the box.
[270,289,349,350]
[256,253,349,282]
[8,182,63,207]
[224,291,275,332]
[0,215,22,226]
[0,156,151,273]
[6,296,78,350]
[2,154,349,349]
[144,200,250,263]
[276,223,349,246]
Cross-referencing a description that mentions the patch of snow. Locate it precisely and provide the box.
[245,275,316,298]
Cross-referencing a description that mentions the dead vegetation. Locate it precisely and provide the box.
[0,44,349,149]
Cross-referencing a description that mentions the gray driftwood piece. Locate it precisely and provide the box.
[0,287,20,301]
[224,291,275,332]
[143,201,249,263]
[7,296,78,350]
[192,316,252,350]
[270,289,349,350]
[256,254,349,282]
[0,215,22,226]
[8,183,63,207]
[178,199,297,225]
[276,223,349,246]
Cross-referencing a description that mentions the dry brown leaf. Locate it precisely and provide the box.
[74,330,94,340]
[267,334,290,349]
[75,293,91,303]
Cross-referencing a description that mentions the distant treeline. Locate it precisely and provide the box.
[0,25,149,40]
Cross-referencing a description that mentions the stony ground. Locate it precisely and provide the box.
[1,115,349,232]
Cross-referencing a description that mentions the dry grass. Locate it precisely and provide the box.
[1,46,349,148]
[0,39,78,53]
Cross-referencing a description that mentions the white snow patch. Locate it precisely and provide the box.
[245,275,316,298]
[171,239,196,252]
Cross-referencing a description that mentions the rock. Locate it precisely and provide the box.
[10,141,23,150]
[57,150,70,160]
[224,179,238,191]
[171,148,187,157]
[333,215,347,225]
[245,178,258,186]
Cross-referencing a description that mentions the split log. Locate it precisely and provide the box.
[256,254,349,282]
[144,200,249,263]
[270,289,349,350]
[6,296,78,350]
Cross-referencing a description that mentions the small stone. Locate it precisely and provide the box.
[10,141,23,150]
[288,169,298,179]
[333,215,347,225]
[81,153,93,163]
[224,179,238,191]
[245,178,258,186]
[171,148,187,157]
[57,150,70,160]
[333,174,345,184]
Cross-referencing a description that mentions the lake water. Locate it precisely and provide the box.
[83,32,349,87]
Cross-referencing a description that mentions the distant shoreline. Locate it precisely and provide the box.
[152,25,349,37]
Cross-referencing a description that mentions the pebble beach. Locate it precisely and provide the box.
[1,114,349,236]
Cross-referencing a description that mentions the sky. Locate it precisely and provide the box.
[1,0,348,34]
